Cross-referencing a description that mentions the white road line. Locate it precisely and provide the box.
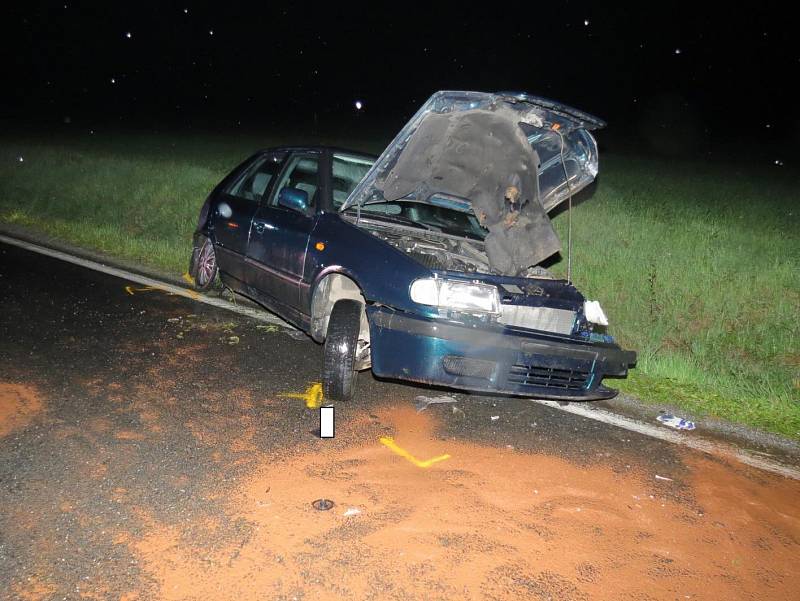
[0,233,295,329]
[3,232,797,480]
[532,399,800,480]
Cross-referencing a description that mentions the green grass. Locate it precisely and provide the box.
[1,131,798,438]
[549,155,799,436]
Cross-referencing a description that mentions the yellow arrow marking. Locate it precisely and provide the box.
[124,285,160,295]
[379,436,451,468]
[123,283,200,301]
[279,382,324,409]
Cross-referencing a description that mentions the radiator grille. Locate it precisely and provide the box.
[508,362,590,391]
[498,305,576,334]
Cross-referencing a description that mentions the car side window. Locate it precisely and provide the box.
[270,154,320,208]
[225,152,286,202]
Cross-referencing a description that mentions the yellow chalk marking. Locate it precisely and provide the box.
[379,436,451,468]
[182,272,196,286]
[123,283,200,301]
[279,382,324,409]
[125,285,159,295]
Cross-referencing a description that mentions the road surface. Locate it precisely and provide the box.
[1,241,798,600]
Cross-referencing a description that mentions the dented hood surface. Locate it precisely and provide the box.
[341,91,604,275]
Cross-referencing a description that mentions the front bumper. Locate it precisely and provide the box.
[367,306,636,401]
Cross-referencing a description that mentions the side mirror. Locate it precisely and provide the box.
[277,187,309,213]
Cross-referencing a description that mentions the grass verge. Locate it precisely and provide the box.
[1,131,798,438]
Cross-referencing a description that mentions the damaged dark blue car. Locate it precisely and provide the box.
[189,91,636,401]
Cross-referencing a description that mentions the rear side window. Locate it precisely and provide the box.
[226,152,286,201]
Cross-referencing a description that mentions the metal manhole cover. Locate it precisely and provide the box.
[312,498,334,511]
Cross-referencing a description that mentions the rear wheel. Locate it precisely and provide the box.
[194,237,218,290]
[322,299,362,401]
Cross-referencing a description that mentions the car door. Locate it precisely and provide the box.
[244,151,322,314]
[211,151,286,284]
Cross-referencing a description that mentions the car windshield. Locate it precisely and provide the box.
[334,152,487,241]
[357,199,488,241]
[332,154,375,210]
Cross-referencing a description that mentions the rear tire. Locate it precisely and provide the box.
[322,300,362,401]
[193,237,218,290]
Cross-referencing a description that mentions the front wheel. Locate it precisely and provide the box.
[193,237,218,290]
[322,300,362,401]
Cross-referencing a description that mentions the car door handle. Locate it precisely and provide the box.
[253,222,265,234]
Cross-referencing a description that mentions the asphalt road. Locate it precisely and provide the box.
[1,241,798,601]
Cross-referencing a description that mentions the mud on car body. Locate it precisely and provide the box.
[190,91,636,401]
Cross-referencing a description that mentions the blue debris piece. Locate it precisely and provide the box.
[657,414,696,431]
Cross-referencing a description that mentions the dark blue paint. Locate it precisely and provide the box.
[304,212,432,314]
[195,146,635,401]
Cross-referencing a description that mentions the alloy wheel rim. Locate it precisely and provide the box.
[198,242,215,285]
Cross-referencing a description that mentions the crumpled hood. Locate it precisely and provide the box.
[341,91,604,275]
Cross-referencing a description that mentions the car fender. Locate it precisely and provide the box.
[305,213,434,338]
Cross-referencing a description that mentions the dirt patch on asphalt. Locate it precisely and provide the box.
[0,382,43,437]
[129,406,800,600]
[11,576,58,601]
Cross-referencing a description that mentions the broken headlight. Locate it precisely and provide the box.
[583,300,609,326]
[410,278,501,315]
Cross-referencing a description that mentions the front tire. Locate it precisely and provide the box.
[193,237,218,290]
[322,300,362,401]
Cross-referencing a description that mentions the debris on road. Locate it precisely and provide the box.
[312,499,334,511]
[343,507,362,517]
[490,415,500,421]
[414,395,458,412]
[657,414,696,431]
[655,474,674,482]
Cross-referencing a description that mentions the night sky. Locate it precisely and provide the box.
[4,2,795,152]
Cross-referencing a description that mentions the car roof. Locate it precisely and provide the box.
[255,145,378,161]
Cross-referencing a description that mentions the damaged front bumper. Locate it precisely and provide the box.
[367,306,636,401]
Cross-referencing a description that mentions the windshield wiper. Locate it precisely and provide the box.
[344,207,431,230]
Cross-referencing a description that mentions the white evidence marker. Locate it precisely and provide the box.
[320,406,335,438]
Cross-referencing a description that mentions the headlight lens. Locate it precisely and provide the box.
[583,300,609,326]
[410,278,501,315]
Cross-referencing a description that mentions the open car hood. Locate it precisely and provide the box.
[341,91,605,275]
[341,92,605,211]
